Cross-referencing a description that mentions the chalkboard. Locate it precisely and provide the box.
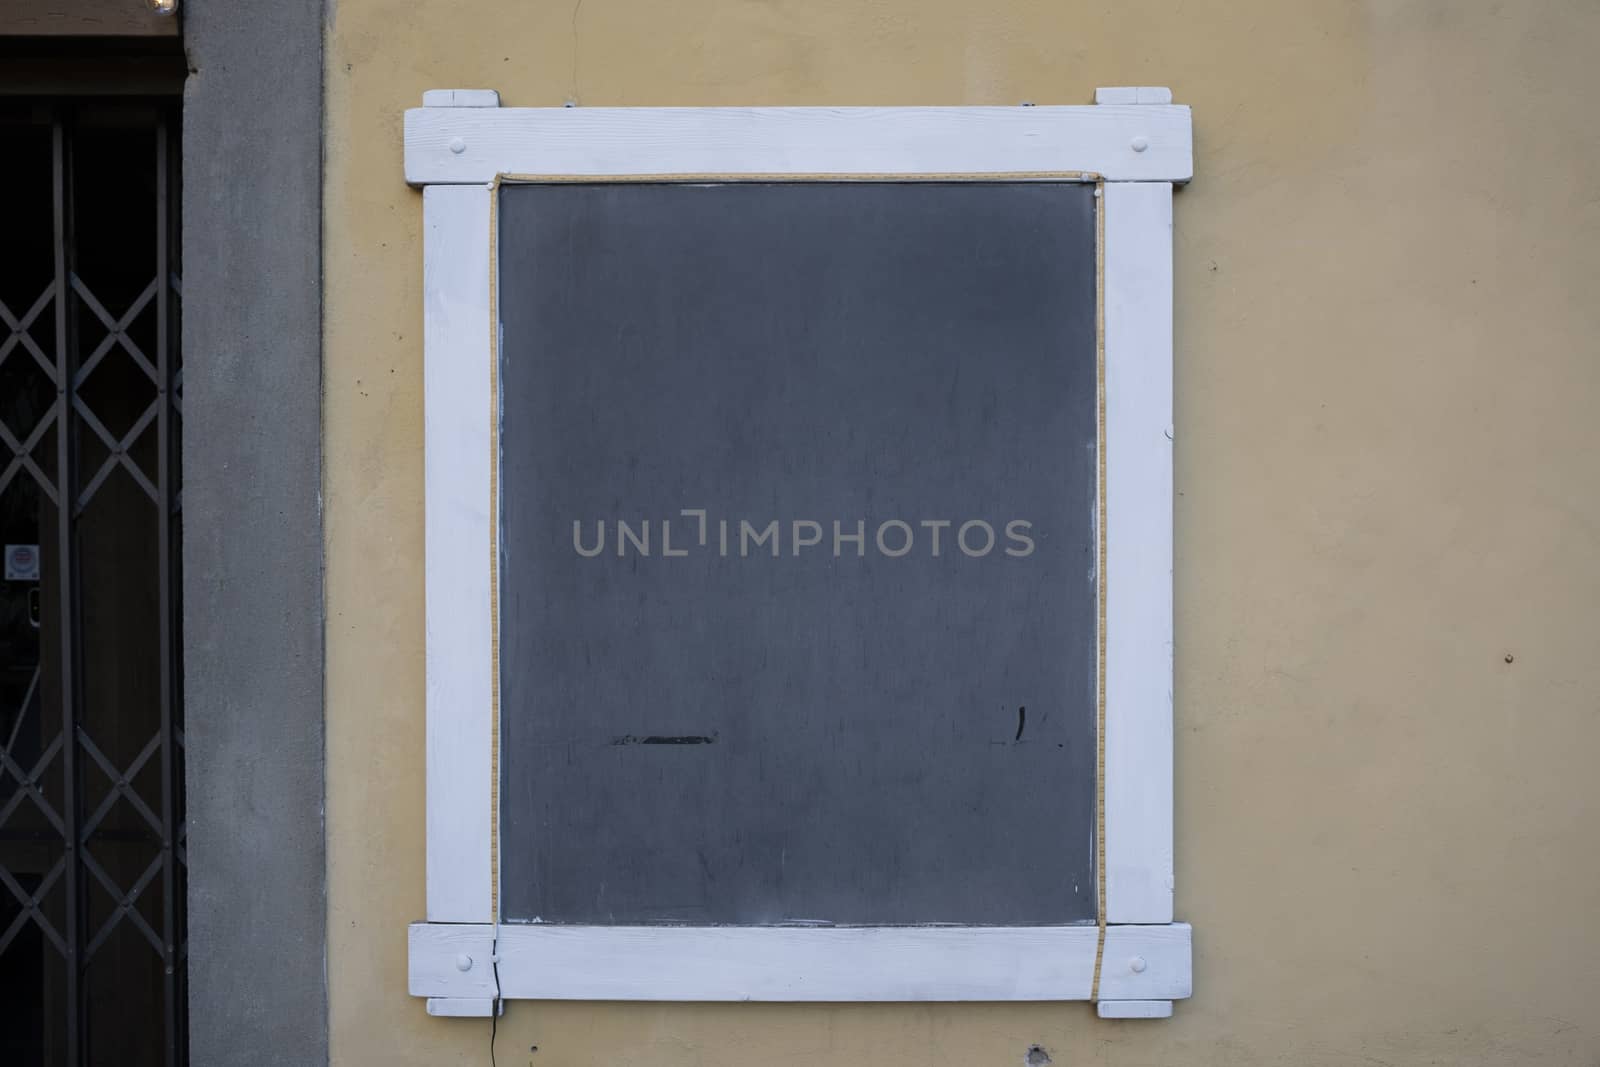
[497,181,1098,926]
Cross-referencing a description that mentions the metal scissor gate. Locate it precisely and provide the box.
[0,98,186,1067]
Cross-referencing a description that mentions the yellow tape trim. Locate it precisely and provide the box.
[488,177,503,922]
[1090,179,1109,1002]
[496,171,1102,185]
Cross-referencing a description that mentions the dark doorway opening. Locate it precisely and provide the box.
[0,95,186,1067]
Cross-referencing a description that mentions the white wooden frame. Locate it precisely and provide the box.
[407,89,1189,1018]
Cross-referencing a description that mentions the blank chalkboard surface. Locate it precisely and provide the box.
[498,181,1098,926]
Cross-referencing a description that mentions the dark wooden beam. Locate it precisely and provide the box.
[1,0,180,37]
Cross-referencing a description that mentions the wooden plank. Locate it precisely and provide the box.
[1098,1000,1174,1019]
[0,0,179,36]
[422,184,495,923]
[408,923,499,998]
[407,922,1192,1002]
[422,89,501,109]
[1103,181,1176,925]
[1094,87,1174,105]
[426,998,500,1017]
[1097,923,1191,1000]
[501,924,1109,1001]
[404,105,1193,186]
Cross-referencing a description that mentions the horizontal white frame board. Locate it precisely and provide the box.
[1099,999,1175,1019]
[411,88,1188,1012]
[410,923,1192,1003]
[425,998,499,1018]
[404,104,1193,186]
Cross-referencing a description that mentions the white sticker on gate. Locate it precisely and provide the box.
[4,544,40,582]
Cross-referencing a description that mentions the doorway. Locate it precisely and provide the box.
[0,97,186,1067]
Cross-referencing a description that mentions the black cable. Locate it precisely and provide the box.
[489,937,502,1066]
[489,958,501,1065]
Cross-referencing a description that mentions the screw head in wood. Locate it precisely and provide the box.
[455,953,473,971]
[1131,136,1149,153]
[449,138,467,155]
[1129,956,1147,974]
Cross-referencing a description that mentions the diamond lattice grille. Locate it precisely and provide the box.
[0,101,185,1067]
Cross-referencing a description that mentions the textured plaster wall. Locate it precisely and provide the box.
[323,2,1600,1064]
[184,0,326,1062]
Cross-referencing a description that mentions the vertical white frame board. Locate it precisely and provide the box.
[406,89,1190,1019]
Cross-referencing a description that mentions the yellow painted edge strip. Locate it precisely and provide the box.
[488,175,503,924]
[1090,178,1109,1002]
[497,171,1102,184]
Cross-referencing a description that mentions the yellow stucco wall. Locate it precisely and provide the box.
[322,2,1600,1063]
